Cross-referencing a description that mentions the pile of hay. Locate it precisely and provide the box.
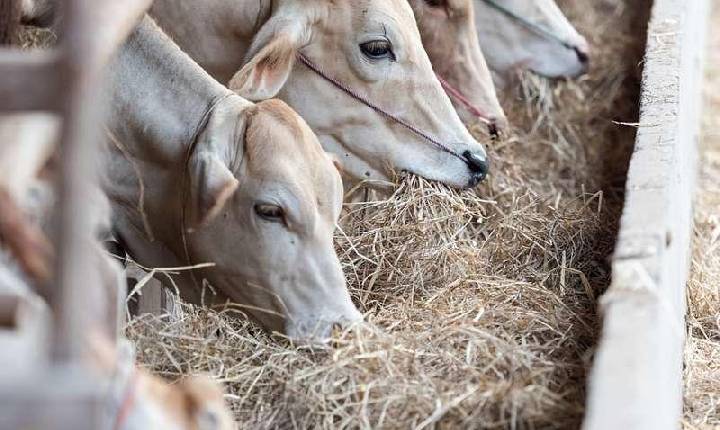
[683,3,720,428]
[17,25,55,48]
[126,0,650,428]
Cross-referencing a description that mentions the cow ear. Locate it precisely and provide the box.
[228,14,309,101]
[326,152,344,174]
[228,33,298,101]
[181,376,233,430]
[189,152,239,230]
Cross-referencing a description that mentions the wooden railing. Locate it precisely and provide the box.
[0,0,150,427]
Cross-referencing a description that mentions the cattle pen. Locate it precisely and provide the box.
[1,0,716,429]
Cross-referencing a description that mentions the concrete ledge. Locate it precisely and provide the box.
[582,0,710,429]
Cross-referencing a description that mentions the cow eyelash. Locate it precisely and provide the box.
[254,204,285,224]
[423,0,451,16]
[359,39,396,62]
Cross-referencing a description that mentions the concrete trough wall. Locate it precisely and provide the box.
[583,0,710,429]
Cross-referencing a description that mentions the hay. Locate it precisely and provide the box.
[17,25,55,48]
[126,1,651,428]
[682,2,720,428]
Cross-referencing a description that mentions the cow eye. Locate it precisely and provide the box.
[424,0,445,7]
[254,204,284,223]
[360,39,395,61]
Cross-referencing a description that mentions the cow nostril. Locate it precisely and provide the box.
[488,121,499,138]
[574,46,590,64]
[462,150,489,176]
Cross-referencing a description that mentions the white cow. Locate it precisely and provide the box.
[105,16,361,340]
[474,0,589,80]
[149,0,490,189]
[408,0,507,133]
[91,336,236,430]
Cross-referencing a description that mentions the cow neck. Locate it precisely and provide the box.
[150,0,273,84]
[108,16,231,157]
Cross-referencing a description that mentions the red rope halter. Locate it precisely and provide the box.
[296,53,470,164]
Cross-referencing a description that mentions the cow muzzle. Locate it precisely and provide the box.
[284,306,363,344]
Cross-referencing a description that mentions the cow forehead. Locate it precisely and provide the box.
[244,101,327,167]
[327,0,417,31]
[445,0,472,12]
[243,106,341,211]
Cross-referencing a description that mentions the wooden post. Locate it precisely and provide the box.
[0,0,20,45]
[0,0,151,427]
[50,0,152,363]
[582,0,710,428]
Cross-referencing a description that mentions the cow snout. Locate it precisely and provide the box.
[487,116,509,138]
[575,46,589,64]
[573,41,591,75]
[463,150,489,186]
[286,308,363,344]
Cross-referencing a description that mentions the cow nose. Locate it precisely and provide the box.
[464,150,488,173]
[487,116,509,138]
[575,46,590,64]
[488,120,499,138]
[463,150,489,186]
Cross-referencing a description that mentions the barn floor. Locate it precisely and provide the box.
[683,2,720,428]
[126,1,653,429]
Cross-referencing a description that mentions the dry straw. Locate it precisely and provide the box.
[126,1,652,428]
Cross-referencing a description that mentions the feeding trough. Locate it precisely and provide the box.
[584,0,710,429]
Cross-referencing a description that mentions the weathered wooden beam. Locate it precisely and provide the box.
[0,0,21,45]
[51,0,151,362]
[0,369,105,429]
[0,292,50,378]
[0,0,151,427]
[582,0,710,429]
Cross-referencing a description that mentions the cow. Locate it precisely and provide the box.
[408,0,507,133]
[15,0,362,339]
[474,0,590,81]
[148,0,490,189]
[104,16,362,340]
[91,335,236,430]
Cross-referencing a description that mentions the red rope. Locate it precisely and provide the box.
[435,74,493,125]
[296,53,469,164]
[113,371,139,430]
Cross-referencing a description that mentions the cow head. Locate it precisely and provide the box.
[227,0,489,189]
[474,0,589,80]
[408,0,507,132]
[89,337,235,430]
[185,98,361,341]
[119,375,235,430]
